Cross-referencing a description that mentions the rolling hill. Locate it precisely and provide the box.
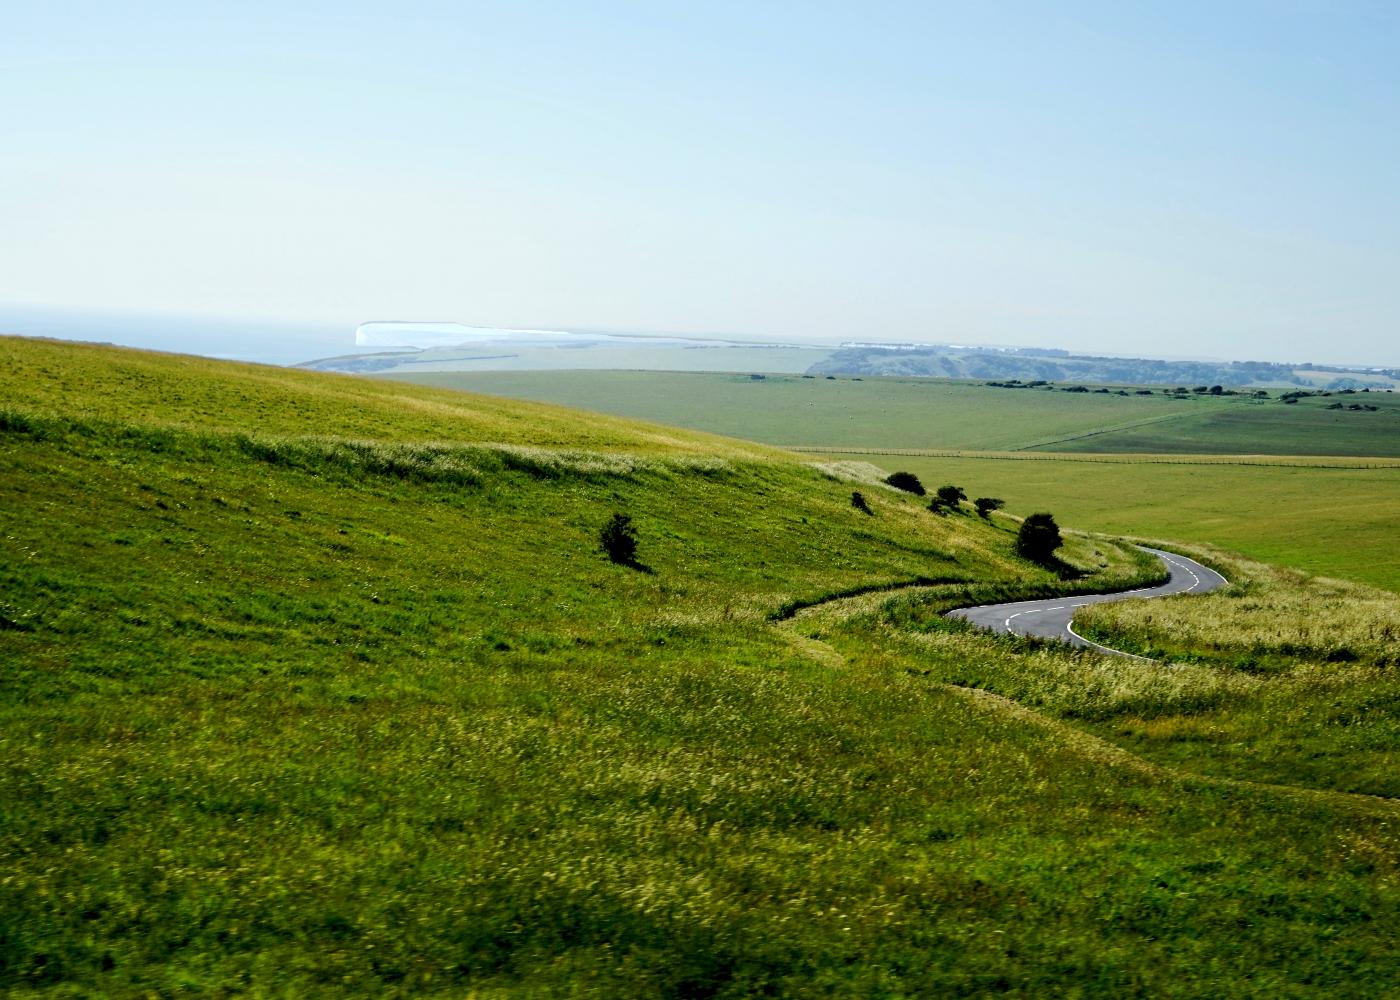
[5,337,1400,996]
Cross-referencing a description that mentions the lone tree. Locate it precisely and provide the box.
[1016,512,1063,562]
[974,497,1004,518]
[851,490,872,514]
[884,471,925,496]
[599,512,639,565]
[935,485,967,507]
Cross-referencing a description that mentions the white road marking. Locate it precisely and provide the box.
[949,546,1229,660]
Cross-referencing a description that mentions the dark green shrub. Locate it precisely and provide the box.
[935,485,966,507]
[1016,512,1062,562]
[974,497,1004,518]
[884,471,925,496]
[851,491,872,514]
[599,513,639,565]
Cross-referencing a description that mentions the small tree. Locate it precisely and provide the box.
[935,485,966,507]
[851,491,872,514]
[599,513,639,565]
[884,471,925,496]
[1016,512,1062,562]
[974,497,1004,518]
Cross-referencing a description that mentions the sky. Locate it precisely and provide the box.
[3,1,1398,364]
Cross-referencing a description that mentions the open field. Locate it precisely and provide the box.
[1034,391,1400,456]
[824,451,1400,592]
[389,369,1400,456]
[7,338,1400,995]
[388,370,1231,451]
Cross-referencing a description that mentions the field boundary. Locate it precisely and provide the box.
[788,447,1400,470]
[1008,409,1209,452]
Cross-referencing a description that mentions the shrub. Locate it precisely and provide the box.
[935,485,966,507]
[974,497,1004,518]
[884,471,925,496]
[1016,512,1063,562]
[599,513,639,565]
[851,491,872,514]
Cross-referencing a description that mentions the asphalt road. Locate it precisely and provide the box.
[947,547,1229,657]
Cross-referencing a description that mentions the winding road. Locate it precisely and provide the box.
[947,547,1229,658]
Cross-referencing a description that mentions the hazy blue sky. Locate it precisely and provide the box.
[5,2,1398,363]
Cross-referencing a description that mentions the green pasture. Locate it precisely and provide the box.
[388,368,1400,456]
[1034,391,1400,456]
[828,451,1400,592]
[389,369,1227,451]
[7,337,1400,995]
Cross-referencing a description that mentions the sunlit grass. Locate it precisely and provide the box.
[6,339,1400,995]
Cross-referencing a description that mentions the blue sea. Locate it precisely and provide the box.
[0,305,357,367]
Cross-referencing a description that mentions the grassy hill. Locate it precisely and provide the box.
[5,337,1400,996]
[387,370,1400,590]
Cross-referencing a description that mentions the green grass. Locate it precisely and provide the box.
[1032,391,1400,456]
[7,337,1400,996]
[386,368,1400,457]
[1062,545,1400,796]
[828,452,1400,592]
[0,338,786,459]
[388,369,1232,451]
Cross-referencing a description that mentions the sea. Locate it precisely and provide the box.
[0,304,357,367]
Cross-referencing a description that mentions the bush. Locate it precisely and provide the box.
[599,513,639,565]
[1016,512,1063,562]
[935,485,966,507]
[851,491,872,514]
[974,497,1004,518]
[884,471,925,496]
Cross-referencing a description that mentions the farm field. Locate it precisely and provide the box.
[7,337,1400,995]
[1033,392,1400,456]
[389,369,1230,451]
[389,369,1400,456]
[825,451,1400,592]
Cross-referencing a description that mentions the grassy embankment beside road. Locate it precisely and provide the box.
[5,337,1400,996]
[393,370,1400,590]
[1066,545,1400,796]
[834,541,1400,801]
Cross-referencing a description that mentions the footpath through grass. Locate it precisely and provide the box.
[5,338,1400,996]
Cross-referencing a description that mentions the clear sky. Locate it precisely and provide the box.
[4,1,1398,364]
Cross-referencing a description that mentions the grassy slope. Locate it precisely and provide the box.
[388,370,1220,451]
[829,452,1400,593]
[5,338,1400,996]
[1,338,786,459]
[1070,545,1400,797]
[385,374,1400,588]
